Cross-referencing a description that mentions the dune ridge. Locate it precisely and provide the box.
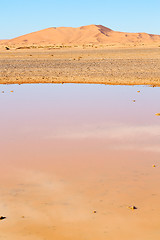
[1,24,160,45]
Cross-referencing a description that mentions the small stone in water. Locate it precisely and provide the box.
[127,206,137,210]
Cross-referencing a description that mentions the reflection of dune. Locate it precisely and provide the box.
[46,124,160,152]
[46,124,160,139]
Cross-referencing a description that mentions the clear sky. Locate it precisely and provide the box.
[0,0,160,39]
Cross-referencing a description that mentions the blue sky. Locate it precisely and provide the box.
[0,0,160,39]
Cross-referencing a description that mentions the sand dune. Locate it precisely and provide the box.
[0,40,7,44]
[1,25,160,45]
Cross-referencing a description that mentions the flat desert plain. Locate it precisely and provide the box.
[0,46,160,86]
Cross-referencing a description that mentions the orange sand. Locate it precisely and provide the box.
[1,25,160,46]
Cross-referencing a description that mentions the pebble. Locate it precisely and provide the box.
[127,206,137,210]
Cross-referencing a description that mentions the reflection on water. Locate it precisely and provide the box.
[0,84,160,240]
[0,84,160,160]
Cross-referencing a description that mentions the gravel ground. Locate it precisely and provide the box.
[0,47,160,86]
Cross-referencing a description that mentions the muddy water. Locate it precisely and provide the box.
[0,84,160,240]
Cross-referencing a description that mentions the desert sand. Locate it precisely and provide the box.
[0,24,160,86]
[1,25,160,45]
[0,47,160,86]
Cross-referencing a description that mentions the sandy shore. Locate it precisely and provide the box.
[0,47,160,86]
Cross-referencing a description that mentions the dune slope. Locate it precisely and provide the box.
[2,25,160,45]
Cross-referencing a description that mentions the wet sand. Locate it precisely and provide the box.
[1,150,160,240]
[0,47,160,86]
[0,84,160,239]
